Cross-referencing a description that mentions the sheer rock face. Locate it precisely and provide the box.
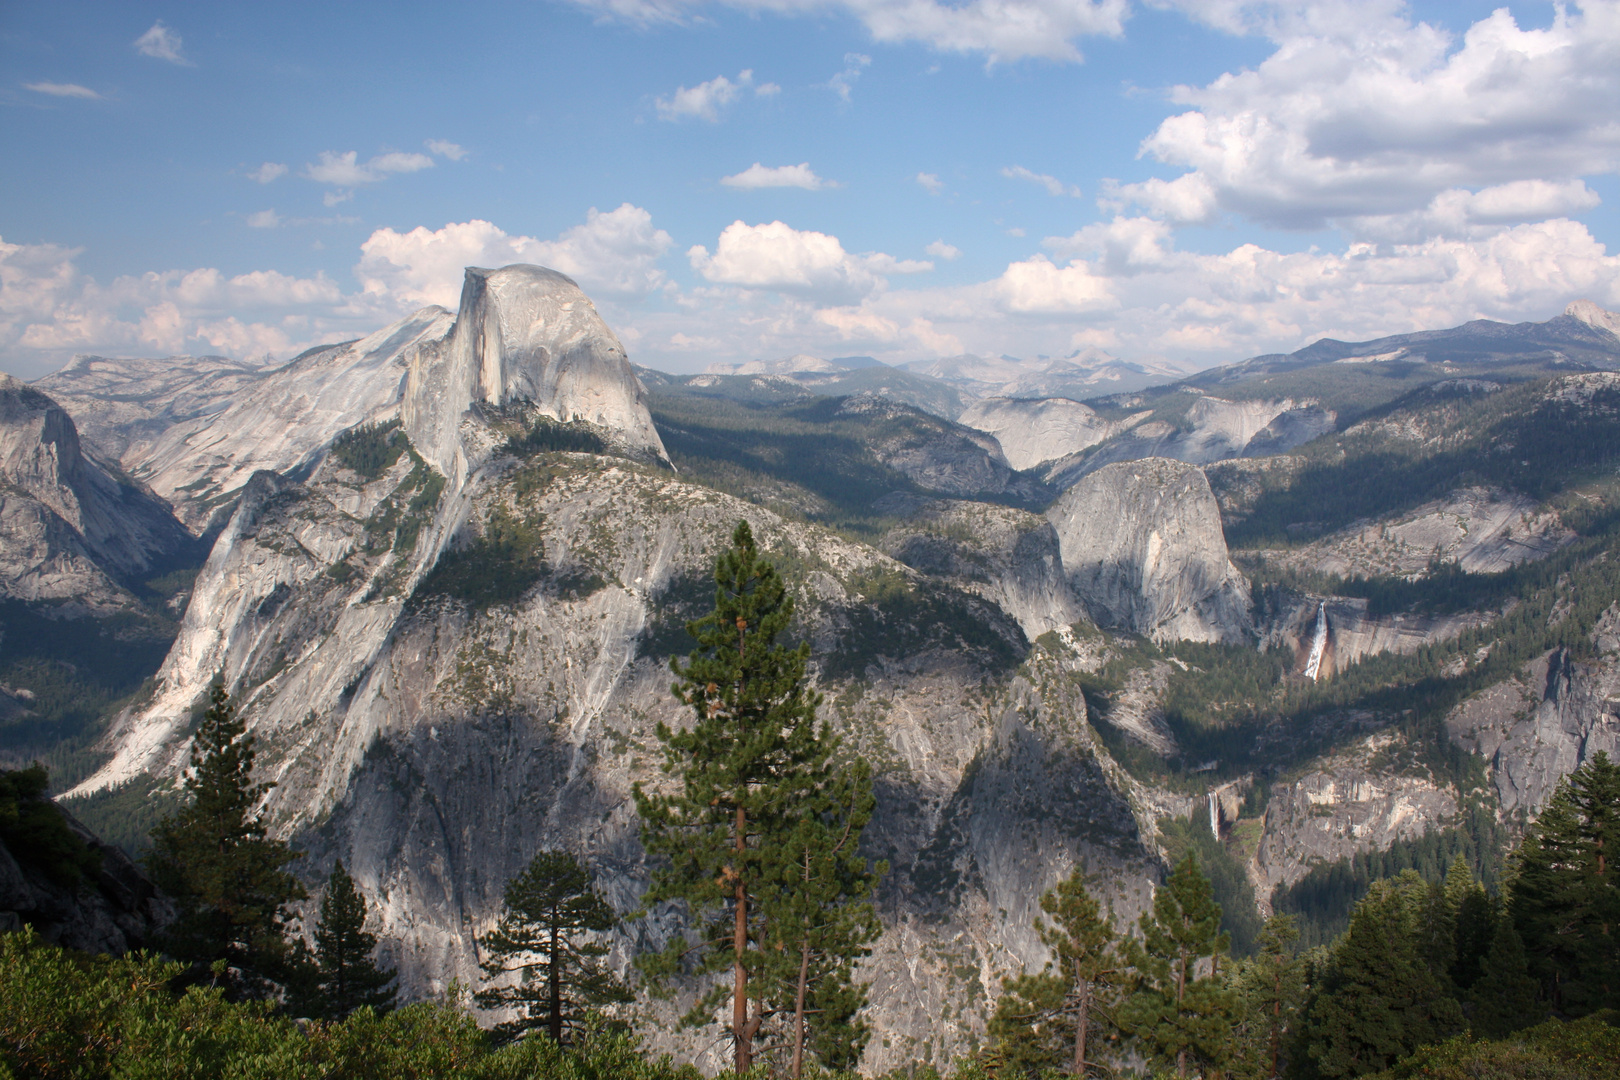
[1252,731,1460,902]
[401,265,666,486]
[0,374,195,607]
[1446,624,1620,815]
[877,496,1084,640]
[1046,458,1252,643]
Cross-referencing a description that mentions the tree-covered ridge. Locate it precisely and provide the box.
[1222,375,1620,549]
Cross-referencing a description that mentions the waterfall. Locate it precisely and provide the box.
[1208,791,1220,838]
[1303,601,1328,681]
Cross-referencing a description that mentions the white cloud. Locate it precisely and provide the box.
[355,205,674,307]
[828,52,871,103]
[0,237,346,378]
[996,256,1116,314]
[1002,165,1082,198]
[916,172,944,194]
[926,241,961,260]
[323,190,354,208]
[24,82,100,99]
[245,210,282,229]
[565,0,1128,64]
[1121,2,1620,234]
[720,163,833,190]
[425,139,467,161]
[247,162,288,184]
[133,21,190,65]
[687,220,919,304]
[303,150,435,189]
[656,70,766,121]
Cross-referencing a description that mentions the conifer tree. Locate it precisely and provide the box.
[1470,915,1541,1038]
[1509,750,1620,1015]
[475,849,630,1043]
[1229,915,1304,1080]
[1443,856,1494,993]
[989,867,1121,1077]
[292,860,397,1020]
[1301,872,1462,1078]
[146,681,305,998]
[765,758,885,1079]
[1120,854,1236,1078]
[635,519,835,1076]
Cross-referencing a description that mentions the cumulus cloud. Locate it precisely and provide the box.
[425,139,467,160]
[0,237,345,377]
[133,21,190,65]
[24,82,101,99]
[355,205,674,307]
[1118,2,1620,234]
[686,220,927,304]
[565,0,1127,64]
[245,210,282,229]
[656,70,771,121]
[916,172,944,194]
[720,163,833,190]
[1002,165,1082,198]
[926,241,961,260]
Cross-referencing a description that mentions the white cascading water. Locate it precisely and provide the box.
[1303,601,1328,681]
[1208,791,1221,838]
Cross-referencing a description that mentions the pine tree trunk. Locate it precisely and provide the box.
[734,804,751,1075]
[549,918,563,1043]
[1072,962,1089,1077]
[792,928,811,1079]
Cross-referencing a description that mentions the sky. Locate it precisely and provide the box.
[2,0,1619,381]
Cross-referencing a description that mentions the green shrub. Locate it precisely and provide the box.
[331,421,408,480]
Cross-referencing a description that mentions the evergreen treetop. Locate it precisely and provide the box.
[292,860,397,1020]
[475,849,630,1044]
[145,681,305,999]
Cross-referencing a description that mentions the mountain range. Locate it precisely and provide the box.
[3,272,1619,1072]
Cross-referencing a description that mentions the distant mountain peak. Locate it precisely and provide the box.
[1566,298,1620,336]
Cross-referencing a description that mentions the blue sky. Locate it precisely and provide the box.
[3,0,1618,379]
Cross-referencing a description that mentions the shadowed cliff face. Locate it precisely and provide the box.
[1047,458,1253,644]
[0,374,197,609]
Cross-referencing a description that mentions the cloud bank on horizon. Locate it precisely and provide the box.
[2,0,1619,379]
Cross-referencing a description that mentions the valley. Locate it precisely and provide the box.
[3,269,1619,1073]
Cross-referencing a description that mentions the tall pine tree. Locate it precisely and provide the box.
[635,520,833,1076]
[989,867,1121,1077]
[292,860,397,1019]
[146,682,305,999]
[765,757,885,1079]
[475,850,630,1043]
[1509,750,1620,1015]
[1229,915,1304,1080]
[1470,915,1542,1038]
[1120,854,1236,1078]
[1301,872,1462,1078]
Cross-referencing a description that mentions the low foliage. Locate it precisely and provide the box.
[0,764,101,886]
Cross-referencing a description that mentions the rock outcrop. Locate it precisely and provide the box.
[401,265,666,485]
[836,394,1025,498]
[957,396,1144,472]
[1045,396,1336,488]
[0,374,196,607]
[876,496,1085,640]
[0,800,172,954]
[100,308,454,533]
[1046,459,1252,643]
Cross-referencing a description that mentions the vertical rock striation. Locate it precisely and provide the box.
[1046,458,1252,643]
